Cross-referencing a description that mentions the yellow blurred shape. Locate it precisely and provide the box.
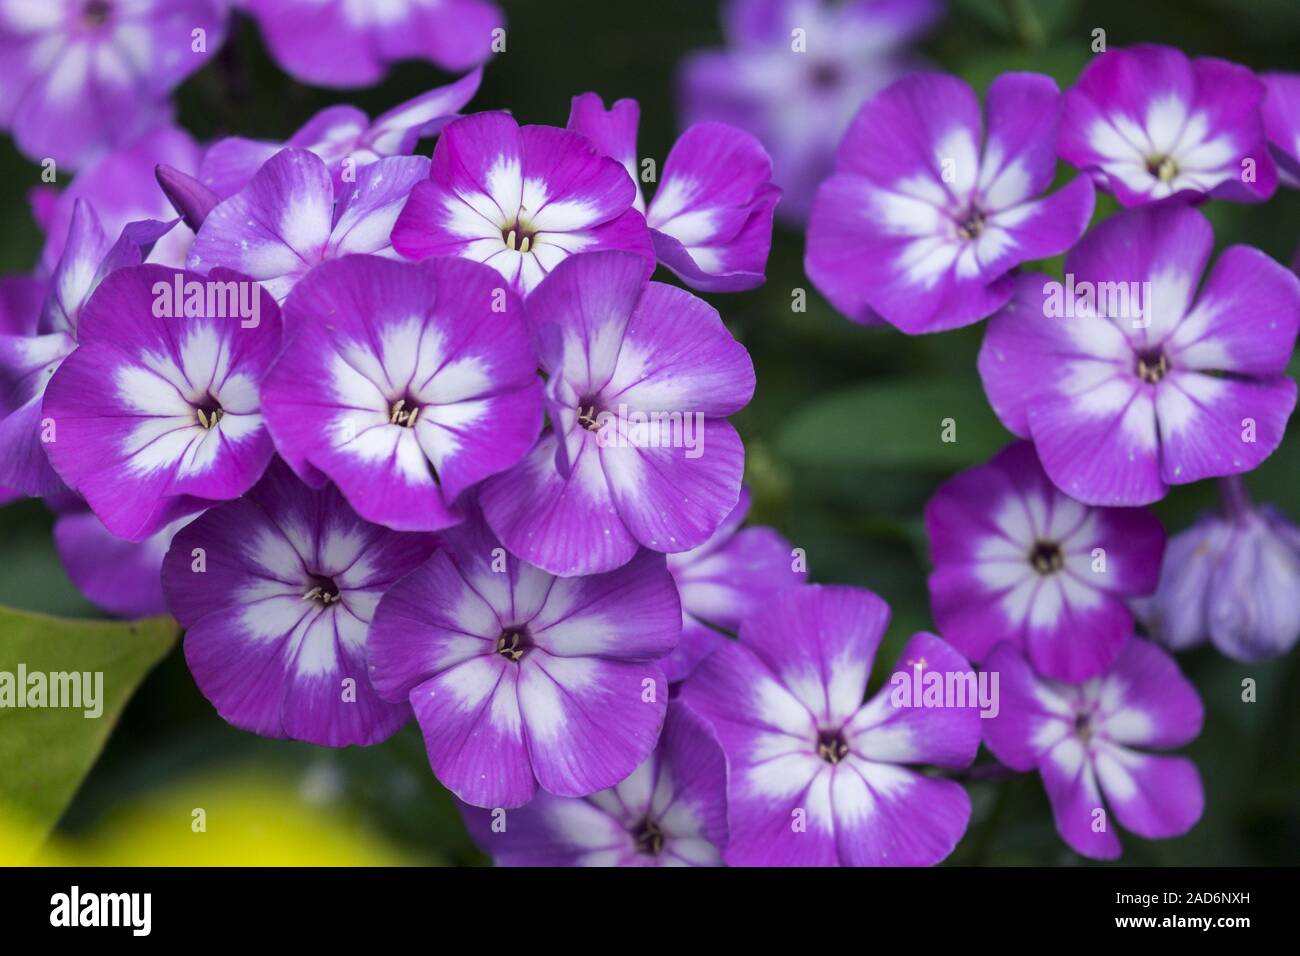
[3,770,414,866]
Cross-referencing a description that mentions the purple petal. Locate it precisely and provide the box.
[739,584,889,727]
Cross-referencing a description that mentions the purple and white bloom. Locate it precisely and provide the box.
[983,639,1204,861]
[188,148,431,303]
[1261,73,1300,189]
[0,200,174,496]
[1059,44,1277,206]
[391,112,655,297]
[806,72,1095,334]
[680,0,940,222]
[481,251,754,578]
[38,126,201,272]
[926,442,1165,684]
[260,255,541,532]
[162,460,434,746]
[244,0,501,88]
[567,92,780,292]
[197,70,483,200]
[54,504,202,619]
[368,515,680,809]
[664,487,805,683]
[979,205,1300,507]
[683,585,981,866]
[42,264,282,541]
[460,702,727,866]
[0,0,227,169]
[1134,497,1300,663]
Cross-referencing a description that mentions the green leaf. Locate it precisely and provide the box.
[776,378,1011,470]
[0,606,179,856]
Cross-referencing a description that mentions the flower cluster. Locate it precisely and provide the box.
[800,41,1300,860]
[2,13,1297,869]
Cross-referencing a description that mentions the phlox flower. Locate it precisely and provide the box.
[567,92,780,292]
[925,442,1165,683]
[0,200,174,495]
[260,254,542,532]
[162,460,435,746]
[806,72,1094,333]
[0,0,226,168]
[680,0,940,221]
[1059,44,1277,206]
[460,703,727,866]
[244,0,501,88]
[391,111,655,297]
[188,148,431,303]
[983,639,1204,861]
[480,251,754,577]
[978,205,1300,507]
[42,264,282,540]
[682,585,982,866]
[1134,493,1300,662]
[368,515,680,808]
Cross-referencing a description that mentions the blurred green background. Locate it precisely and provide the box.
[1,0,1298,865]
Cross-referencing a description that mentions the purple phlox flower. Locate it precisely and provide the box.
[188,147,432,303]
[983,638,1204,861]
[197,70,483,201]
[42,263,282,540]
[1059,44,1277,206]
[1133,492,1300,663]
[663,486,806,683]
[368,513,680,808]
[1261,72,1300,189]
[680,0,941,222]
[55,501,204,619]
[682,585,982,866]
[480,251,754,578]
[925,442,1165,684]
[979,205,1300,507]
[243,0,501,88]
[38,126,201,273]
[260,254,542,532]
[0,200,177,496]
[460,701,727,866]
[806,71,1094,334]
[567,92,780,293]
[0,0,227,168]
[390,111,655,298]
[162,459,435,746]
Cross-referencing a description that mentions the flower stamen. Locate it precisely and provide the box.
[1029,541,1064,575]
[195,400,224,430]
[389,398,421,428]
[496,627,531,662]
[1146,154,1178,182]
[816,730,850,765]
[1136,350,1169,384]
[303,577,341,605]
[632,818,666,856]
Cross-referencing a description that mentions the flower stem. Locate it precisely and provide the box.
[1218,475,1253,523]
